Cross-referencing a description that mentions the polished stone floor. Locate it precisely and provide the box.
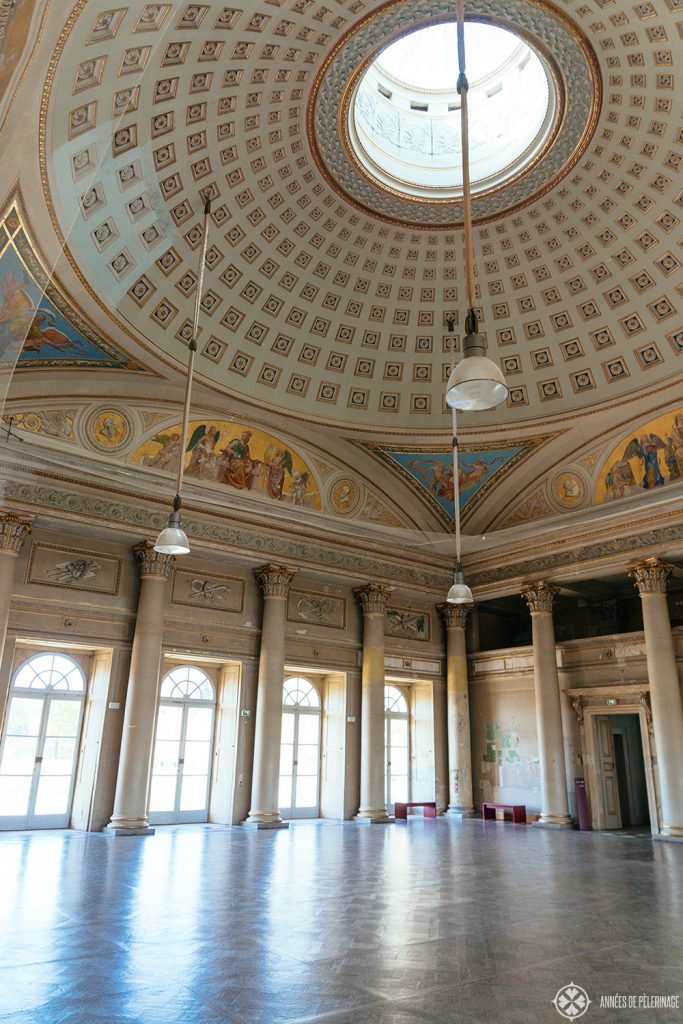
[0,820,681,1024]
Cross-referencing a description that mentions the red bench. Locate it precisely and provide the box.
[395,801,437,820]
[482,802,526,824]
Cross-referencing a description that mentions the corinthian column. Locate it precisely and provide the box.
[244,564,297,828]
[521,582,572,828]
[438,601,474,816]
[354,583,393,823]
[108,541,173,836]
[0,511,32,669]
[628,558,683,838]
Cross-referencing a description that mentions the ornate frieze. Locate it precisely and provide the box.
[521,580,558,613]
[628,557,672,595]
[134,540,174,579]
[437,602,471,629]
[354,583,394,615]
[0,510,33,553]
[255,564,297,598]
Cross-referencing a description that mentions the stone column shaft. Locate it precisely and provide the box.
[0,512,32,672]
[629,559,683,838]
[108,542,173,836]
[245,564,297,828]
[439,602,474,816]
[522,582,572,828]
[355,583,393,822]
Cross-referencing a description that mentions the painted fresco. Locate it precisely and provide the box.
[132,419,321,509]
[596,407,683,504]
[0,201,144,370]
[358,437,551,526]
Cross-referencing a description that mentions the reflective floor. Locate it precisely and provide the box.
[0,820,681,1024]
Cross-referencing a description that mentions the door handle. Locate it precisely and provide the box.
[178,759,185,765]
[35,756,43,764]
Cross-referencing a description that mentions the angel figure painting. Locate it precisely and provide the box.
[597,408,683,505]
[132,419,321,509]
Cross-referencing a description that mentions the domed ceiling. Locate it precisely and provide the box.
[32,0,683,431]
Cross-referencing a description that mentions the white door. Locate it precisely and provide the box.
[279,677,321,819]
[385,685,410,809]
[596,714,622,829]
[149,666,216,825]
[0,653,86,830]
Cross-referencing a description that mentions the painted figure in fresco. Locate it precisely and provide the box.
[410,459,454,502]
[604,459,636,499]
[146,431,182,470]
[622,434,666,489]
[460,459,490,491]
[665,435,679,481]
[0,274,76,355]
[186,425,220,479]
[671,414,683,477]
[218,430,255,489]
[290,471,310,506]
[263,444,293,500]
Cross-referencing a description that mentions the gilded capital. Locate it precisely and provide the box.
[134,540,174,579]
[437,601,471,629]
[521,580,558,613]
[0,511,33,554]
[255,563,297,598]
[354,582,394,615]
[628,557,672,595]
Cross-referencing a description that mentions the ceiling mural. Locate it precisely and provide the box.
[357,436,552,526]
[0,199,147,372]
[33,0,683,428]
[596,406,683,505]
[132,418,322,509]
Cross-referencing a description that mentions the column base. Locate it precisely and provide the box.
[106,824,155,837]
[242,811,288,829]
[446,804,476,818]
[355,815,395,824]
[533,813,574,829]
[242,820,289,830]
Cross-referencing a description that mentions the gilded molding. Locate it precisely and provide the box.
[628,557,672,596]
[521,580,558,613]
[355,582,394,615]
[0,510,33,553]
[134,540,174,580]
[255,564,298,598]
[437,601,471,629]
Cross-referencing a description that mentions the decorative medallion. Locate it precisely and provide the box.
[328,477,362,516]
[87,407,131,451]
[551,471,586,509]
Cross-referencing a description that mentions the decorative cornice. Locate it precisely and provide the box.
[354,583,394,615]
[0,510,33,553]
[521,580,558,613]
[437,602,471,629]
[134,540,174,580]
[255,564,298,598]
[628,558,672,596]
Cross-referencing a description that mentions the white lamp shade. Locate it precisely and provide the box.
[445,356,508,411]
[447,579,474,605]
[154,525,190,555]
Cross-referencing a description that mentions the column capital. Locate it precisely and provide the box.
[133,540,174,579]
[521,580,558,613]
[628,557,672,594]
[0,510,33,554]
[437,601,471,629]
[354,582,393,615]
[255,563,297,598]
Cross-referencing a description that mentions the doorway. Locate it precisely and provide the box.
[0,653,86,830]
[278,676,322,819]
[385,684,410,809]
[594,712,650,830]
[149,665,216,825]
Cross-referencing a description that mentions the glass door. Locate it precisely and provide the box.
[0,654,86,830]
[279,677,321,819]
[149,666,215,825]
[385,685,410,810]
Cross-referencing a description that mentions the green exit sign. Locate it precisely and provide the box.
[606,698,617,705]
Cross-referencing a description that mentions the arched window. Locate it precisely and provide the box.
[283,676,321,708]
[159,665,214,701]
[384,684,408,714]
[13,653,85,692]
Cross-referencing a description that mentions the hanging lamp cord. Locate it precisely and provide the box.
[456,0,475,318]
[451,407,462,566]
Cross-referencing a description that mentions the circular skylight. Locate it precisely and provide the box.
[350,21,554,199]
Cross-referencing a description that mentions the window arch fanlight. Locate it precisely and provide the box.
[12,653,85,692]
[160,665,215,701]
[283,676,321,708]
[384,684,408,714]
